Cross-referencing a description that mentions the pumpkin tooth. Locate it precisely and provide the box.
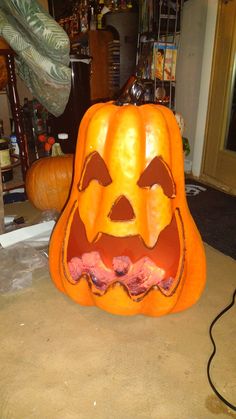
[66,207,186,298]
[68,252,167,297]
[141,230,158,248]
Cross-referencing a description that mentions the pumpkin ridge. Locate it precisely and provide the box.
[79,104,118,235]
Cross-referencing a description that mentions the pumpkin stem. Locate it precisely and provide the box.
[115,75,145,106]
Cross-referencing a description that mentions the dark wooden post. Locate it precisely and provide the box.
[5,52,29,180]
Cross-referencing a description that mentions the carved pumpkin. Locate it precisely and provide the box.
[49,91,206,316]
[25,154,73,212]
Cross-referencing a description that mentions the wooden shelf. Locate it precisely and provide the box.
[88,30,114,101]
[70,30,114,101]
[1,155,21,172]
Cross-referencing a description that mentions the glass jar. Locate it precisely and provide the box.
[0,138,13,183]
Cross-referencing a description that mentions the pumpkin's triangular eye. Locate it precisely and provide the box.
[137,156,176,198]
[78,151,112,191]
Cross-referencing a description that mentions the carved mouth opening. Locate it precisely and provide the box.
[64,206,185,298]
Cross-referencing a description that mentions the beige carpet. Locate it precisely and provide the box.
[0,204,236,418]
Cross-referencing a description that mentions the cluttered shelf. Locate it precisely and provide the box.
[0,111,25,193]
[136,0,183,106]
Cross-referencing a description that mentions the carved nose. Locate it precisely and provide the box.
[108,195,135,221]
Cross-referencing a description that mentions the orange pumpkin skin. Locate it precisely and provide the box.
[25,154,73,212]
[49,102,206,316]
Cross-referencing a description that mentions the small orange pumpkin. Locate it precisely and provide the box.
[25,154,73,212]
[49,90,206,316]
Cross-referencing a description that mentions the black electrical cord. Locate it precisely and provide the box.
[207,288,236,411]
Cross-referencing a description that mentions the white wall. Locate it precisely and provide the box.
[175,0,218,177]
[175,0,208,168]
[192,0,218,176]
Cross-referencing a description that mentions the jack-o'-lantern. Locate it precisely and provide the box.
[49,79,206,316]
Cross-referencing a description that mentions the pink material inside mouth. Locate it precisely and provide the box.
[68,251,174,296]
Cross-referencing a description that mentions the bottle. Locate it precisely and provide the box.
[105,0,115,11]
[119,0,128,10]
[0,137,13,183]
[97,0,105,29]
[58,133,69,154]
[89,6,96,30]
[0,119,13,183]
[80,0,89,33]
[113,0,119,10]
[70,3,80,38]
[9,119,20,156]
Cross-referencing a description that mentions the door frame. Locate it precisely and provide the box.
[200,0,236,194]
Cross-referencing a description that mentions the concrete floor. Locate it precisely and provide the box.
[0,204,236,418]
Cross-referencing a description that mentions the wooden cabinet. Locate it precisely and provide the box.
[89,30,114,101]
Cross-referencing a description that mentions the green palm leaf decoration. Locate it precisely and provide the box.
[0,0,71,117]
